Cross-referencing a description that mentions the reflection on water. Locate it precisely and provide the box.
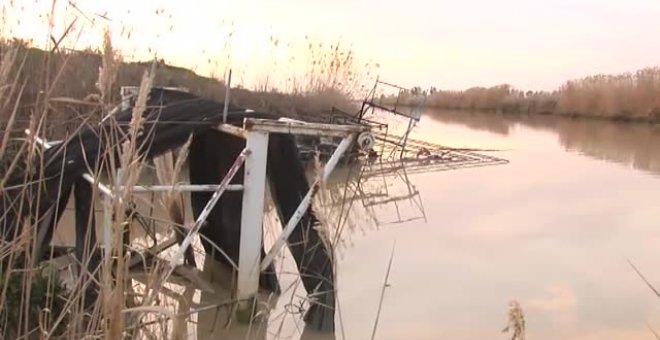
[428,110,660,175]
[320,160,427,229]
[195,256,337,340]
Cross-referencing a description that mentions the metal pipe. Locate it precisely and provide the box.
[244,118,368,137]
[130,184,243,193]
[400,115,416,159]
[102,189,112,254]
[82,173,113,198]
[222,69,232,123]
[171,148,249,266]
[216,123,246,139]
[322,134,354,180]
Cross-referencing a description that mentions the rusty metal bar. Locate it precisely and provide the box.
[244,118,368,137]
[216,123,247,139]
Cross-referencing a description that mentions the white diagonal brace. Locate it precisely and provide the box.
[260,133,355,270]
[171,148,248,266]
[129,184,243,193]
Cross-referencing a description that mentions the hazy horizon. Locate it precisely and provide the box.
[3,0,660,92]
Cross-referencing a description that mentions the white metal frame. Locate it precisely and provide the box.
[215,118,367,312]
[28,116,369,317]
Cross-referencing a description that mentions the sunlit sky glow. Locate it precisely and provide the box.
[3,0,660,91]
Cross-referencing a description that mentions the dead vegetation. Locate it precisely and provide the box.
[385,67,660,122]
[0,5,376,336]
[502,300,526,340]
[1,41,363,139]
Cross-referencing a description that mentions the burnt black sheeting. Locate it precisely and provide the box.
[267,133,335,332]
[189,130,336,332]
[0,88,336,332]
[1,88,252,241]
[73,176,102,303]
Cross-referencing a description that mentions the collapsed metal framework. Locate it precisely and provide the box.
[323,141,509,227]
[359,79,427,159]
[298,79,428,161]
[29,117,370,317]
[295,79,508,227]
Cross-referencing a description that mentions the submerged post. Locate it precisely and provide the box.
[236,129,269,320]
[400,115,415,159]
[222,69,232,123]
[260,134,355,270]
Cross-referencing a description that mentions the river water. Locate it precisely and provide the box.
[294,110,660,340]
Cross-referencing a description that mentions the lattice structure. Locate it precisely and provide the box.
[359,79,427,159]
[317,131,508,230]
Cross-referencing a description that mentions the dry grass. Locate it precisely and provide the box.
[0,27,377,139]
[556,69,660,119]
[0,36,203,340]
[403,67,660,122]
[0,41,363,140]
[381,84,558,114]
[0,3,376,338]
[502,300,526,340]
[0,29,168,339]
[0,40,87,339]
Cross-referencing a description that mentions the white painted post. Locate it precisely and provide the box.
[236,130,269,319]
[222,69,232,123]
[102,193,112,256]
[101,191,113,308]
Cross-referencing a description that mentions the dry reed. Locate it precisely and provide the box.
[404,67,660,122]
[0,2,379,339]
[502,300,526,340]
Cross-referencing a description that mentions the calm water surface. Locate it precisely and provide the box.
[298,110,660,340]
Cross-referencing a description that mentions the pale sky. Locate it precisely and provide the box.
[3,0,660,92]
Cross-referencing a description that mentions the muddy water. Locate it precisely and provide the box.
[51,110,660,339]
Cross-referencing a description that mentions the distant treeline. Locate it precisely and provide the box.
[382,67,660,121]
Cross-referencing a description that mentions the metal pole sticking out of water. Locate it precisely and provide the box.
[223,69,232,123]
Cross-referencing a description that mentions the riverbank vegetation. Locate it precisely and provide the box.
[385,68,660,122]
[1,39,371,139]
[0,4,375,336]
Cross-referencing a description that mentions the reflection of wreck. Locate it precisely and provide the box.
[323,142,508,229]
[322,161,428,227]
[312,80,508,228]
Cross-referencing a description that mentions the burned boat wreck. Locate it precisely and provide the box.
[0,88,372,333]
